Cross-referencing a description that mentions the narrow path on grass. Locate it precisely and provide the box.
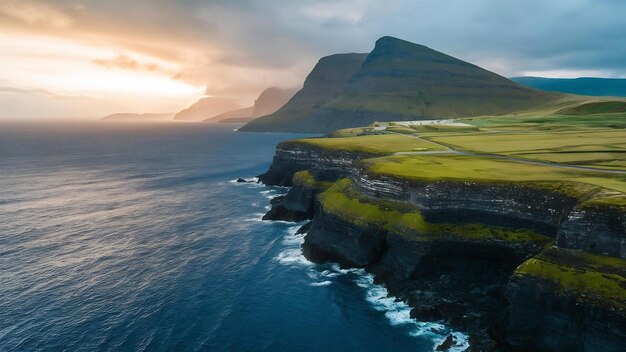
[386,131,626,175]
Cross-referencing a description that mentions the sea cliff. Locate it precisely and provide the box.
[258,137,626,351]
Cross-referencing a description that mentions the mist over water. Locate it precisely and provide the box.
[0,122,460,351]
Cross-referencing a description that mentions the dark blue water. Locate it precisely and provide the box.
[0,122,466,351]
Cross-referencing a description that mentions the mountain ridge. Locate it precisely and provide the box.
[241,36,560,133]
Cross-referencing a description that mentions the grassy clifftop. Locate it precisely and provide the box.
[284,134,445,155]
[318,179,552,245]
[514,247,626,311]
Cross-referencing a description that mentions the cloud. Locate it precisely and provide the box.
[93,55,176,75]
[299,0,367,25]
[1,0,626,120]
[0,0,72,28]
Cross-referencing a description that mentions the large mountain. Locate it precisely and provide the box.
[511,77,626,97]
[174,97,241,121]
[239,53,368,131]
[205,87,298,123]
[241,36,560,133]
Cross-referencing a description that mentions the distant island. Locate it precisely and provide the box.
[102,87,297,124]
[511,77,626,97]
[204,87,298,123]
[253,36,626,351]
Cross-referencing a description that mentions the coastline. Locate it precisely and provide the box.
[255,135,626,351]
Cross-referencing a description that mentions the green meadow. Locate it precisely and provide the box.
[287,103,626,207]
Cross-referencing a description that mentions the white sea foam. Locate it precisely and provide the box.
[273,225,312,267]
[274,248,312,266]
[265,191,470,351]
[310,281,332,287]
[354,272,470,351]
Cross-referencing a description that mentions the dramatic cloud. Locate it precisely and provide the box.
[1,0,625,118]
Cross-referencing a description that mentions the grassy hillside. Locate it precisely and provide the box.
[315,37,558,126]
[242,36,562,133]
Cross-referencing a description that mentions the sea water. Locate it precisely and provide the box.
[0,122,467,351]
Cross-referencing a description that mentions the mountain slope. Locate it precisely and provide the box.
[174,97,240,121]
[511,77,626,97]
[205,87,297,123]
[239,53,368,131]
[252,87,299,117]
[205,107,254,123]
[242,36,561,133]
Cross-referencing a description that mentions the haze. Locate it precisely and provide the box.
[1,0,625,120]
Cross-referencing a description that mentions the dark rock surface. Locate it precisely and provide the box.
[506,275,626,352]
[557,203,626,259]
[258,142,375,186]
[303,204,388,267]
[354,173,580,236]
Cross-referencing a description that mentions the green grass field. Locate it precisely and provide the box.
[287,110,626,206]
[363,154,625,200]
[291,134,446,154]
[427,129,626,170]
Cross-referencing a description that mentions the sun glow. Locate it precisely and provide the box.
[0,33,205,99]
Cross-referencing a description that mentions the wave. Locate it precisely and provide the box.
[272,221,470,351]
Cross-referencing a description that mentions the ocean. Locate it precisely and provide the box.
[0,122,466,351]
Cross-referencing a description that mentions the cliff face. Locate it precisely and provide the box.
[353,173,579,236]
[557,203,625,259]
[257,141,626,351]
[258,140,379,186]
[507,248,626,352]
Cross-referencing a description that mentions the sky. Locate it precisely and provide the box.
[1,0,625,119]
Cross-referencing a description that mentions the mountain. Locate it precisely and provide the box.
[101,112,175,121]
[206,107,255,123]
[205,87,298,123]
[239,53,368,131]
[241,36,560,133]
[252,87,299,117]
[174,97,240,121]
[511,77,626,97]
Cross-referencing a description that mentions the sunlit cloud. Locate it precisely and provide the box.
[0,0,72,28]
[93,54,178,76]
